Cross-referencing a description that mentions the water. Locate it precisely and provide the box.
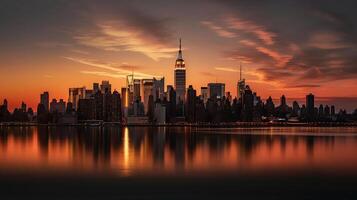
[1,126,357,199]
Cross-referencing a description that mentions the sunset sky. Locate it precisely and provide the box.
[1,0,357,111]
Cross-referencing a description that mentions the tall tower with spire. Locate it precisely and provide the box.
[237,63,246,99]
[174,38,186,103]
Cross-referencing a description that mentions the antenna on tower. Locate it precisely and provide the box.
[179,38,182,51]
[239,62,242,81]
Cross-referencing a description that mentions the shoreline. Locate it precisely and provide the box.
[1,122,357,127]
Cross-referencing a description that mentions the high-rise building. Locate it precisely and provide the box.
[85,89,93,99]
[127,74,135,104]
[40,91,49,111]
[167,85,176,122]
[242,86,254,121]
[237,64,245,99]
[200,87,208,104]
[93,83,100,94]
[174,39,186,103]
[68,87,86,111]
[265,96,275,117]
[186,85,196,123]
[208,83,225,99]
[154,102,166,124]
[153,77,165,101]
[110,90,122,122]
[306,93,315,121]
[167,85,174,101]
[141,79,154,114]
[133,79,141,101]
[121,87,128,108]
[50,99,66,113]
[100,80,111,94]
[77,98,96,120]
[94,91,103,120]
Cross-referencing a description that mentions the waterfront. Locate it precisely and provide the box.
[1,126,357,199]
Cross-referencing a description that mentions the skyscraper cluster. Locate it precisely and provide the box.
[1,39,356,125]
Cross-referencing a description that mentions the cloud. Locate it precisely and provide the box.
[73,19,177,61]
[255,47,293,67]
[201,21,236,38]
[308,31,351,50]
[239,40,257,47]
[225,16,276,45]
[80,70,126,79]
[64,57,160,79]
[214,67,238,72]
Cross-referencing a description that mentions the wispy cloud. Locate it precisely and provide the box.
[64,57,161,79]
[256,47,293,67]
[80,71,126,79]
[201,21,237,38]
[226,16,276,45]
[214,67,239,72]
[308,31,351,50]
[74,21,177,61]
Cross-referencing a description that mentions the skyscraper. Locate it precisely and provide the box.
[93,83,100,94]
[40,91,49,111]
[68,87,86,111]
[208,83,225,99]
[237,64,246,99]
[153,77,165,101]
[100,80,111,94]
[141,79,154,114]
[200,87,208,104]
[186,85,196,123]
[242,86,254,122]
[174,39,186,103]
[306,93,315,121]
[133,79,141,101]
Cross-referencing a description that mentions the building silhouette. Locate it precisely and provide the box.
[237,64,245,99]
[186,85,196,123]
[242,86,254,121]
[208,83,225,99]
[174,39,186,103]
[200,87,208,105]
[306,93,315,121]
[40,92,49,111]
[68,87,86,111]
[141,79,154,114]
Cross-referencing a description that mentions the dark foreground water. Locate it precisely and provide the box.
[1,126,357,199]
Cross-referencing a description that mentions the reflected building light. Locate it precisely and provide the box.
[123,127,130,176]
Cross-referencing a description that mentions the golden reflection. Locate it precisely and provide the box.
[123,127,130,175]
[1,127,357,176]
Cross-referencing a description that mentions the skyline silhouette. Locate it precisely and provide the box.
[1,0,357,111]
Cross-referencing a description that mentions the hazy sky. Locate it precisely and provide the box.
[1,0,357,110]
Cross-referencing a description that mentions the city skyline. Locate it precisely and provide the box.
[2,0,357,111]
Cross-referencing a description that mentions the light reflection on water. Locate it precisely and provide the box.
[0,126,357,177]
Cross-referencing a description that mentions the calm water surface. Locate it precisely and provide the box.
[1,126,357,177]
[1,126,357,199]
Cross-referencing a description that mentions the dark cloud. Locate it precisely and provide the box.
[212,0,357,86]
[0,0,176,60]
